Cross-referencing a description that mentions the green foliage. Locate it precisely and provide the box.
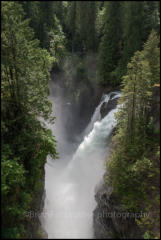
[65,1,97,52]
[1,1,160,238]
[2,145,26,196]
[49,15,66,69]
[106,30,160,237]
[19,1,160,88]
[37,1,62,49]
[20,1,66,69]
[97,1,160,87]
[143,231,153,239]
[143,29,160,85]
[98,1,123,86]
[1,2,57,238]
[2,1,54,122]
[95,4,105,40]
[2,227,22,239]
[120,1,160,79]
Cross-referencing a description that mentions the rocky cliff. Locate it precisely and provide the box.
[93,178,143,239]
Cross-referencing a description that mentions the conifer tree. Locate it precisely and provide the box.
[66,1,96,53]
[98,1,122,86]
[107,30,160,215]
[66,1,77,52]
[2,2,54,122]
[122,1,160,68]
[2,2,57,237]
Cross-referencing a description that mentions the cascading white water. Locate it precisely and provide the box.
[83,94,110,136]
[83,91,120,136]
[41,91,120,239]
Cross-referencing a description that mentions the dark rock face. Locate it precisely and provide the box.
[100,97,118,119]
[93,185,117,239]
[25,170,48,239]
[93,183,143,239]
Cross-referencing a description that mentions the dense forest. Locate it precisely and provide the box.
[1,1,160,239]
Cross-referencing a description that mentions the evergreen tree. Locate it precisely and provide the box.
[2,2,54,122]
[107,30,160,237]
[86,1,96,51]
[1,2,57,238]
[143,29,160,85]
[66,1,96,53]
[65,1,77,52]
[145,1,160,34]
[121,1,160,68]
[98,1,123,86]
[18,1,40,40]
[95,1,105,44]
[97,1,160,87]
[49,15,66,69]
[20,1,65,51]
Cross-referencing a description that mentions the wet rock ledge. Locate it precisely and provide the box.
[100,94,118,119]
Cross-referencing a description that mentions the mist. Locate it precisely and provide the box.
[40,76,120,238]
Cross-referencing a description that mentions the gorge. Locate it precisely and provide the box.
[40,79,121,238]
[2,2,160,239]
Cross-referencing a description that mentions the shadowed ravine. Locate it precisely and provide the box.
[40,87,121,239]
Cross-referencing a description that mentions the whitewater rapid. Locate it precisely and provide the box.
[41,91,121,239]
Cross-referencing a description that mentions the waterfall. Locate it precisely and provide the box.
[83,93,110,136]
[41,91,120,239]
[83,91,121,136]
